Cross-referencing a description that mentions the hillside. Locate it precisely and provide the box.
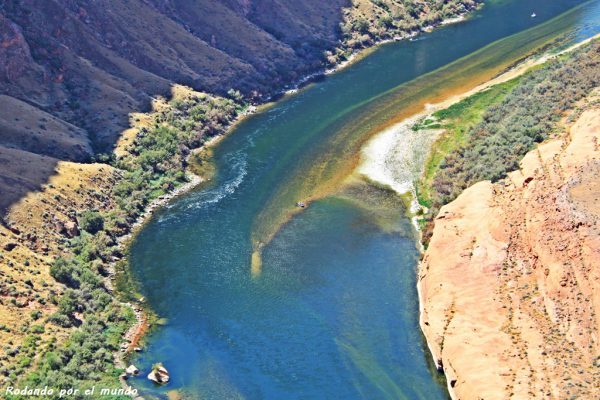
[0,0,479,217]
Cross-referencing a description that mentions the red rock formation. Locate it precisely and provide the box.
[419,106,600,399]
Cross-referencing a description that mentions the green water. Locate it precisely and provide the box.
[128,1,600,398]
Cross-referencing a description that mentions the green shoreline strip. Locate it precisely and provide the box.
[250,1,594,255]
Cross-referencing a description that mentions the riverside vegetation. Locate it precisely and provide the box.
[0,0,481,214]
[416,40,600,243]
[335,0,481,59]
[0,2,483,393]
[3,90,244,399]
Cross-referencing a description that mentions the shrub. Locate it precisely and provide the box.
[421,41,600,243]
[78,211,104,234]
[27,90,244,396]
[50,258,81,289]
[30,325,44,334]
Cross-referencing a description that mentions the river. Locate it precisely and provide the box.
[128,0,600,398]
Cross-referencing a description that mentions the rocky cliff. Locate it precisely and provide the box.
[419,96,600,399]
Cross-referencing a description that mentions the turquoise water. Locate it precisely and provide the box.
[128,1,600,398]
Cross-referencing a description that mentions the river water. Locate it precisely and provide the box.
[128,1,600,398]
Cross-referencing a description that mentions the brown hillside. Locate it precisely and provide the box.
[0,0,478,216]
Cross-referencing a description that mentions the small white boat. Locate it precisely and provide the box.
[531,12,537,18]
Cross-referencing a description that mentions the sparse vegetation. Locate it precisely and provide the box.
[417,41,600,243]
[112,91,244,222]
[339,0,482,53]
[8,90,244,398]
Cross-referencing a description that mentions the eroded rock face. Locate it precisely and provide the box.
[419,107,600,399]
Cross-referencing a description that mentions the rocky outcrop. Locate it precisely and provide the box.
[419,106,600,399]
[125,365,139,376]
[0,13,41,82]
[147,364,170,384]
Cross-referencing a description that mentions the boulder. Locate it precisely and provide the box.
[63,221,79,238]
[147,364,169,384]
[125,365,139,375]
[3,242,17,251]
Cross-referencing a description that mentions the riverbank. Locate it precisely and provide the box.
[419,93,600,400]
[0,85,254,394]
[247,1,600,263]
[115,6,486,364]
[356,37,600,398]
[357,34,598,234]
[274,6,479,101]
[110,99,264,370]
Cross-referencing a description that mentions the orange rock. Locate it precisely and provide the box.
[419,107,600,399]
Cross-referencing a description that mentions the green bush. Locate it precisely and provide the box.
[30,325,44,334]
[432,42,599,205]
[78,211,104,234]
[30,310,42,321]
[50,258,81,289]
[25,89,244,396]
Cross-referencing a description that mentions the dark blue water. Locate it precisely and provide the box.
[128,1,600,398]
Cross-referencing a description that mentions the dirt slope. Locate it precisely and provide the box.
[419,100,600,398]
[0,161,119,373]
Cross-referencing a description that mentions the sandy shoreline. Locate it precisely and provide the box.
[356,31,600,210]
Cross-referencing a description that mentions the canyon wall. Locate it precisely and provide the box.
[419,99,600,399]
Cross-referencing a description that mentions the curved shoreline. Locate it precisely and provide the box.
[113,9,481,370]
[116,14,599,396]
[357,31,600,218]
[357,33,600,400]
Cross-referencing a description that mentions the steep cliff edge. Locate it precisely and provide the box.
[419,101,600,399]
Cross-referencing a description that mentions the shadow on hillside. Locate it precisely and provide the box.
[0,0,350,218]
[0,147,60,218]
